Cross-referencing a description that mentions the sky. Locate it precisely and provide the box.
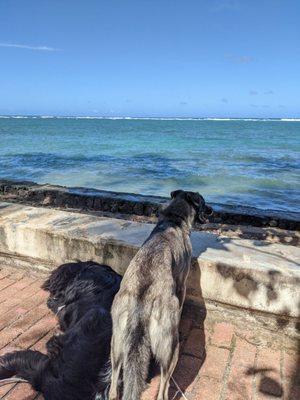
[0,0,299,118]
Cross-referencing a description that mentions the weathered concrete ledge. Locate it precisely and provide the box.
[1,179,299,230]
[0,202,299,335]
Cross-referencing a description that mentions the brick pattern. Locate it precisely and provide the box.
[0,267,56,400]
[143,318,300,400]
[0,265,299,400]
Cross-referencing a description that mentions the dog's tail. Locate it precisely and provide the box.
[122,305,151,400]
[0,350,48,391]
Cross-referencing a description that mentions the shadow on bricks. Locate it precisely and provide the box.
[246,368,283,398]
[170,258,207,399]
[144,259,208,399]
[246,286,300,400]
[144,228,229,399]
[162,232,232,398]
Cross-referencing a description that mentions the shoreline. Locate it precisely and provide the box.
[1,179,299,231]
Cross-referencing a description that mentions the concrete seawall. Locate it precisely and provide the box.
[0,201,299,337]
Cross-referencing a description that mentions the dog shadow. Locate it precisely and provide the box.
[168,259,207,400]
[145,261,207,400]
[145,232,228,399]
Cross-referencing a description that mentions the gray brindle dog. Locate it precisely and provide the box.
[109,190,212,400]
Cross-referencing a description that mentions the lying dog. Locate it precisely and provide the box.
[0,261,121,400]
[43,261,122,332]
[109,190,212,400]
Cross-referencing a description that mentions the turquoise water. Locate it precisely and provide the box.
[0,117,299,213]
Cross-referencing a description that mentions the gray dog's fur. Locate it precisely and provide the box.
[109,190,212,400]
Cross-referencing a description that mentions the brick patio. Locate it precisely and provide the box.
[0,265,299,400]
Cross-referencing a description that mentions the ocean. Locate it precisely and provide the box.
[0,116,299,213]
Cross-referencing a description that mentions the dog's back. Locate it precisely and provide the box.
[113,222,190,324]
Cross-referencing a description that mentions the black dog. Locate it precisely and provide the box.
[0,261,121,400]
[43,261,121,332]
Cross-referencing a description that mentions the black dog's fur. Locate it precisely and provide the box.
[0,261,121,400]
[43,261,121,332]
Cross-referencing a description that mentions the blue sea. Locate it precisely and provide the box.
[0,116,299,213]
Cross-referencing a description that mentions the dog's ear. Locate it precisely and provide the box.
[170,190,184,199]
[185,192,204,208]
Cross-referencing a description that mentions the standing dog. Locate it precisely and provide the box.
[109,190,212,400]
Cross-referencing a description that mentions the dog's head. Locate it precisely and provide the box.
[170,190,213,223]
[46,292,66,314]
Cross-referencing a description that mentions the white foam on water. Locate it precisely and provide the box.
[0,115,299,121]
[280,118,300,122]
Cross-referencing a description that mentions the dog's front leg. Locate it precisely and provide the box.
[46,332,64,359]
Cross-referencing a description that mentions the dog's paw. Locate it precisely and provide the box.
[46,334,64,358]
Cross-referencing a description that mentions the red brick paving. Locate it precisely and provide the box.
[0,265,299,400]
[211,322,234,349]
[3,384,37,400]
[0,267,55,400]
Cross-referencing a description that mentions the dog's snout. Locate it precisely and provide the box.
[47,297,60,313]
[204,205,213,216]
[197,204,213,224]
[47,297,54,307]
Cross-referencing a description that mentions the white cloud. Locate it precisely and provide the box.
[0,43,61,51]
[211,0,240,12]
[225,54,254,64]
[236,56,254,64]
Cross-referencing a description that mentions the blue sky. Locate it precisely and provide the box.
[0,0,299,117]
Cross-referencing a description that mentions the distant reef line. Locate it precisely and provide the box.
[1,116,300,121]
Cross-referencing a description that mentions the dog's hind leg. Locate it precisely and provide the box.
[0,350,48,390]
[157,342,179,400]
[150,299,181,400]
[109,362,121,400]
[109,335,123,400]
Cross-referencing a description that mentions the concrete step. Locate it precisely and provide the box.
[0,202,299,326]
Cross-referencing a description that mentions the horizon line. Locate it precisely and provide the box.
[0,114,300,121]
